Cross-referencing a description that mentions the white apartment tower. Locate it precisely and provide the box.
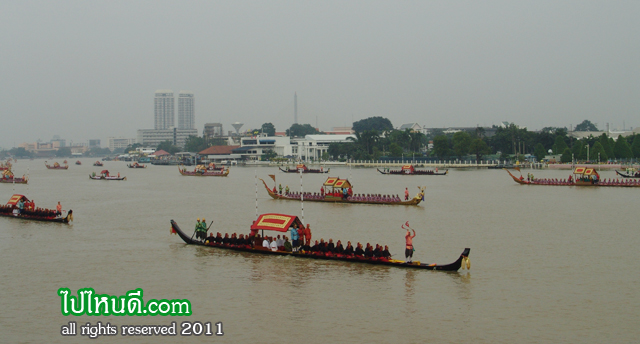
[178,91,195,129]
[154,90,174,129]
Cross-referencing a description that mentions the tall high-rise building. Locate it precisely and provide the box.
[154,90,174,129]
[178,91,195,129]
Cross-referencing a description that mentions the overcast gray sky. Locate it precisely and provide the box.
[1,0,638,148]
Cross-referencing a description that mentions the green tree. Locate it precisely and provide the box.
[388,130,411,151]
[348,130,379,155]
[286,124,318,137]
[156,141,180,154]
[432,135,450,158]
[469,138,491,163]
[591,142,607,162]
[183,136,209,153]
[574,120,598,131]
[124,143,143,154]
[561,148,572,163]
[408,131,424,153]
[599,134,614,160]
[261,122,276,136]
[534,143,547,161]
[8,147,33,158]
[613,135,633,159]
[572,141,585,161]
[631,134,640,158]
[553,136,569,154]
[452,131,471,158]
[389,143,403,157]
[56,147,72,157]
[261,150,278,160]
[352,117,393,133]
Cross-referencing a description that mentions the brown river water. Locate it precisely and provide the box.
[0,159,638,343]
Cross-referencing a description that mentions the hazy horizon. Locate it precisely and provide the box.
[1,0,638,149]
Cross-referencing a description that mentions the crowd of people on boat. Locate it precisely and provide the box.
[201,232,393,260]
[273,183,414,203]
[523,172,638,186]
[192,220,394,261]
[0,200,64,218]
[278,190,406,203]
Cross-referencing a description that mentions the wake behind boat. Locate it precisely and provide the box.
[377,165,447,176]
[279,164,329,173]
[261,177,424,206]
[0,194,73,223]
[170,214,469,271]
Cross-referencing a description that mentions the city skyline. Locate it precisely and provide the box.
[1,1,638,149]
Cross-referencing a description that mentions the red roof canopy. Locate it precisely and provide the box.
[250,213,303,232]
[153,149,171,156]
[198,145,240,155]
[7,194,28,205]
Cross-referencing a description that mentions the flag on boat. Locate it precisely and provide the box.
[269,174,276,182]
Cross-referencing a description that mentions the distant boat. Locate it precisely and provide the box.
[89,170,126,181]
[44,161,68,170]
[377,165,447,176]
[279,164,329,173]
[75,160,82,165]
[178,165,229,177]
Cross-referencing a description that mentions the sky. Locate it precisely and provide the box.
[1,0,638,149]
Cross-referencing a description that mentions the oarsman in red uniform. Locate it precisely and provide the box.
[320,186,324,196]
[304,224,311,246]
[404,188,409,200]
[405,228,416,263]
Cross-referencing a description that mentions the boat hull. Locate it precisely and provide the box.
[0,212,70,223]
[171,220,468,271]
[0,178,28,184]
[89,175,126,180]
[616,170,640,178]
[279,167,329,173]
[377,168,448,175]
